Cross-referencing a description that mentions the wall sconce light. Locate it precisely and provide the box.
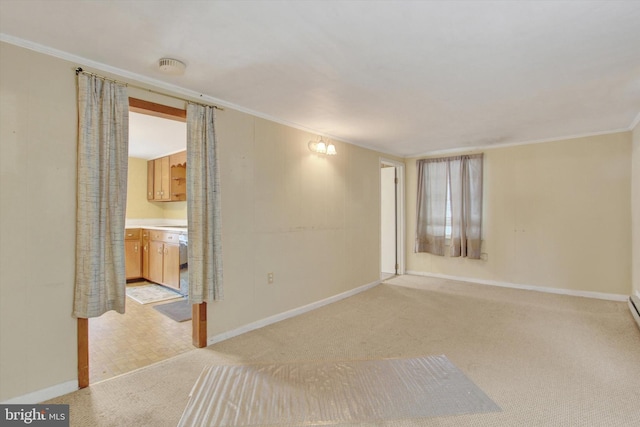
[308,136,337,155]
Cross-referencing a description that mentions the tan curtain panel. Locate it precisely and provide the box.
[186,104,223,303]
[449,154,484,259]
[73,73,129,318]
[415,154,483,259]
[415,158,448,255]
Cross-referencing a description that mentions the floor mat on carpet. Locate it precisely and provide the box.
[153,299,192,322]
[126,284,183,304]
[178,354,501,426]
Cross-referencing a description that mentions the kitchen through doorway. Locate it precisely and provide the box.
[87,98,197,384]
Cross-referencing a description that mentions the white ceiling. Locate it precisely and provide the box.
[129,112,186,159]
[1,0,639,157]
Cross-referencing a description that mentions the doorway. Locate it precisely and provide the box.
[78,98,207,388]
[380,158,405,279]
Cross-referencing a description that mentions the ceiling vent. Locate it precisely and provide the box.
[158,58,186,75]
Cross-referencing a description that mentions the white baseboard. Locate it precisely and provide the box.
[208,279,381,346]
[1,380,77,404]
[404,270,629,302]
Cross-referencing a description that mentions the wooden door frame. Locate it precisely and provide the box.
[78,304,207,388]
[78,98,206,388]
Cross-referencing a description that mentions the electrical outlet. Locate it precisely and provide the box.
[268,272,274,284]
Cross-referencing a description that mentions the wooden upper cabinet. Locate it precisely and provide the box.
[169,151,187,201]
[154,156,170,201]
[147,160,154,200]
[170,150,186,167]
[147,151,186,202]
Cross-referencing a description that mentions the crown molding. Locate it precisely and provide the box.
[0,34,404,157]
[408,126,634,158]
[2,33,637,160]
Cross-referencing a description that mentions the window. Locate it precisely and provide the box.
[415,154,483,259]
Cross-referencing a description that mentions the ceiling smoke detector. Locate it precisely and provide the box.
[158,58,186,75]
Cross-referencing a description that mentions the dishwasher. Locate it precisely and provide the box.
[178,233,189,296]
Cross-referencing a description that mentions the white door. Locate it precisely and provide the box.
[381,165,396,276]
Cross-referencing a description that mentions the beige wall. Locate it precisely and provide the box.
[125,157,187,220]
[210,111,383,335]
[0,42,385,402]
[0,43,78,401]
[406,133,632,296]
[632,120,640,297]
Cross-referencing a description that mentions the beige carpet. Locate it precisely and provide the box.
[46,275,640,426]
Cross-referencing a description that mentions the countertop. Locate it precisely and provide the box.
[125,225,188,233]
[125,219,188,233]
[144,225,188,233]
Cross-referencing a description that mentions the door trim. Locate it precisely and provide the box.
[77,302,207,387]
[380,158,405,277]
[77,318,89,388]
[77,97,203,387]
[192,303,208,347]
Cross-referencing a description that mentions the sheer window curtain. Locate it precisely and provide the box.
[415,154,483,259]
[73,73,129,318]
[186,103,223,303]
[415,158,449,255]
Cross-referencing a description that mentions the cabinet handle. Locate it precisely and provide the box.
[158,247,162,254]
[144,244,147,252]
[127,233,133,237]
[164,248,168,255]
[167,235,173,240]
[134,244,138,253]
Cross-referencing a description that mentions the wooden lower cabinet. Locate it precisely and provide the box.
[125,228,142,280]
[146,230,181,291]
[148,240,164,284]
[162,243,180,289]
[141,230,150,279]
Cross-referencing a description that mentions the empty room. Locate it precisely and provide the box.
[1,1,639,426]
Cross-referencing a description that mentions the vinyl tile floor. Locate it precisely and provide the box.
[89,282,194,383]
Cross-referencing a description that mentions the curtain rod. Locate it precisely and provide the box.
[75,67,223,110]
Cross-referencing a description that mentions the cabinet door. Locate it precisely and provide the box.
[153,157,170,201]
[148,240,164,284]
[163,243,180,290]
[141,230,150,280]
[125,240,141,279]
[147,160,154,200]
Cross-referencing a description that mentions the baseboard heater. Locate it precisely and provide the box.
[629,295,640,330]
